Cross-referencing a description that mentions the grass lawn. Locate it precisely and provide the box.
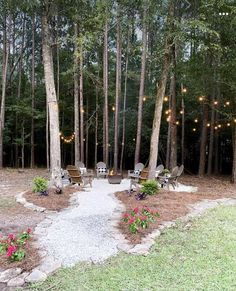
[30,205,236,291]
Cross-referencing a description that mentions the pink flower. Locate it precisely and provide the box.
[141,216,147,221]
[27,228,32,234]
[128,218,135,224]
[133,207,139,214]
[8,233,16,241]
[6,245,17,257]
[123,213,129,219]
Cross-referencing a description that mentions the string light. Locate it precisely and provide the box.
[214,126,218,130]
[143,96,147,101]
[164,96,168,102]
[227,123,231,127]
[194,119,198,123]
[112,106,115,111]
[165,110,170,115]
[176,121,180,125]
[234,119,236,123]
[182,88,187,93]
[207,123,210,127]
[226,101,230,106]
[60,132,75,143]
[166,116,170,122]
[199,96,204,101]
[213,101,218,105]
[192,128,196,132]
[218,124,222,128]
[180,110,183,114]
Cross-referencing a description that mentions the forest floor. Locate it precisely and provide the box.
[0,169,236,273]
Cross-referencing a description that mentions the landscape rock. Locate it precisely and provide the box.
[38,256,61,275]
[117,243,134,252]
[25,269,47,283]
[0,268,22,283]
[7,272,29,287]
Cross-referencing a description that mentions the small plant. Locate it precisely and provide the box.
[32,176,48,194]
[0,229,32,262]
[162,169,170,176]
[140,180,159,196]
[122,207,159,234]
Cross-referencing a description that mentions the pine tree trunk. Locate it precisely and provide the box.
[119,28,130,172]
[30,15,35,168]
[79,47,84,163]
[169,46,177,170]
[207,98,215,175]
[0,14,10,168]
[148,1,174,178]
[198,102,208,176]
[134,3,147,165]
[103,17,109,165]
[231,101,236,184]
[74,22,80,167]
[42,11,62,188]
[95,83,98,166]
[46,103,50,171]
[114,5,121,172]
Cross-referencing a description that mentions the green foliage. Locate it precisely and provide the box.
[32,176,48,193]
[140,180,159,195]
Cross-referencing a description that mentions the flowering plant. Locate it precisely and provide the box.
[122,207,159,234]
[0,228,32,261]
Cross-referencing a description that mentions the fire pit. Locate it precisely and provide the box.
[108,170,122,184]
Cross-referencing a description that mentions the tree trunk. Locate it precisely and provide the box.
[46,103,50,170]
[207,97,215,175]
[0,14,10,168]
[119,27,130,172]
[169,46,177,170]
[42,11,62,188]
[198,102,208,176]
[103,17,109,165]
[232,114,236,183]
[21,120,25,170]
[148,1,174,179]
[79,46,84,163]
[114,5,121,172]
[95,83,98,166]
[30,15,35,168]
[134,3,147,165]
[74,22,80,167]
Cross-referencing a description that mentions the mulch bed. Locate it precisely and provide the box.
[115,176,236,244]
[24,186,79,211]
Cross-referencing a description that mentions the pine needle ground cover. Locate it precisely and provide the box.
[31,205,236,291]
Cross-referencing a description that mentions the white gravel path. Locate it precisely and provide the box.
[36,179,197,267]
[37,179,130,267]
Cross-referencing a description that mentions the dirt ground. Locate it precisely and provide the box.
[0,169,236,270]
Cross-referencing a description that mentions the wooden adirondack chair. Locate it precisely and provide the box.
[66,165,92,187]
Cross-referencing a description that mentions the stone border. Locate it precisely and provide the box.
[15,192,46,213]
[2,190,235,287]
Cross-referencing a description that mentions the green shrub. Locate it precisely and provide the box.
[140,180,159,196]
[32,176,48,193]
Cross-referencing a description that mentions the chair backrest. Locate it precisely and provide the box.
[177,165,184,177]
[133,163,144,175]
[78,161,85,168]
[96,161,107,169]
[156,164,164,173]
[171,166,179,177]
[66,165,82,183]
